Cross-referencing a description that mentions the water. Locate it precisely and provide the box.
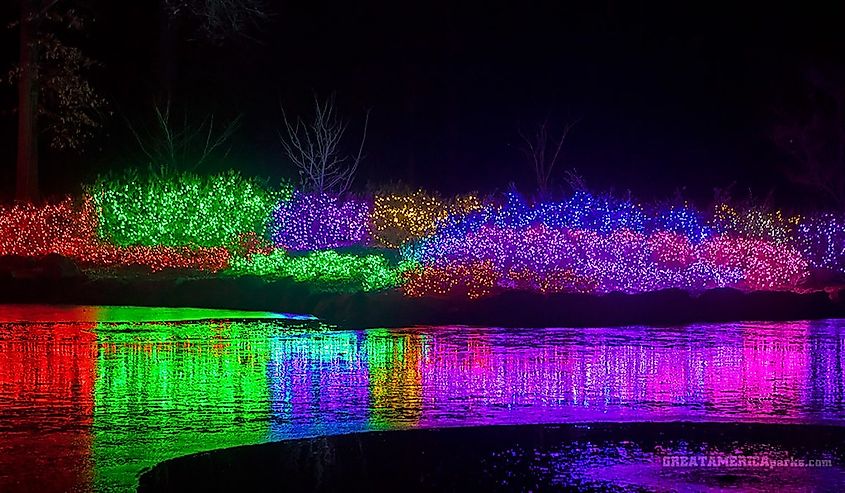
[0,305,844,492]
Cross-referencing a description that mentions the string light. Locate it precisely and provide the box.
[711,203,800,244]
[370,190,481,247]
[0,187,839,295]
[700,236,807,289]
[227,249,415,291]
[271,192,371,251]
[402,260,499,299]
[795,214,845,270]
[89,170,285,247]
[0,199,231,272]
[652,204,711,243]
[402,216,809,297]
[0,199,94,256]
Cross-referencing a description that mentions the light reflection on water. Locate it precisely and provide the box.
[0,307,843,491]
[484,432,845,493]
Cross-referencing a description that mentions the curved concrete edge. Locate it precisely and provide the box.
[137,422,845,492]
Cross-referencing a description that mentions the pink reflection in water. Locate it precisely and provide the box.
[266,321,845,432]
[408,322,843,425]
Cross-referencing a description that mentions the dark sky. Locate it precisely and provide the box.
[2,1,844,203]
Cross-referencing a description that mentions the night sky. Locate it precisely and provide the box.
[1,1,844,204]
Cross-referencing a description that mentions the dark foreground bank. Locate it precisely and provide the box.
[139,422,845,492]
[3,254,845,327]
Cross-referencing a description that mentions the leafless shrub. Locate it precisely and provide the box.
[128,101,241,171]
[279,94,370,194]
[519,117,579,195]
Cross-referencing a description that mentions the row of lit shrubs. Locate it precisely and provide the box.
[0,170,459,292]
[2,169,845,296]
[86,170,483,250]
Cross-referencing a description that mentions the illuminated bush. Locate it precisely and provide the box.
[0,187,832,292]
[711,203,799,244]
[647,231,697,269]
[434,192,649,236]
[548,192,648,232]
[88,169,286,247]
[700,236,807,290]
[650,204,711,242]
[402,260,498,299]
[0,198,231,271]
[270,192,371,251]
[794,214,845,270]
[502,266,598,293]
[84,244,231,271]
[433,192,712,243]
[227,249,414,291]
[402,219,809,297]
[0,198,95,256]
[371,190,482,247]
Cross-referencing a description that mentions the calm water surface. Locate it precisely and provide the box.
[0,305,844,492]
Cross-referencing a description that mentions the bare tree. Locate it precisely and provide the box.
[163,0,268,41]
[279,95,370,194]
[562,168,588,193]
[128,101,241,171]
[158,0,268,96]
[773,69,845,208]
[519,118,579,195]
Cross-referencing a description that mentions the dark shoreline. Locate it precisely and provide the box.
[2,270,845,327]
[137,422,845,492]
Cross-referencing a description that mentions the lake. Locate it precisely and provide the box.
[1,305,843,491]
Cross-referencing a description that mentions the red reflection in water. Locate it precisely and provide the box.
[0,305,105,323]
[0,310,97,493]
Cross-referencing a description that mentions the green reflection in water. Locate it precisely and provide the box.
[0,304,313,323]
[92,321,277,491]
[93,306,312,322]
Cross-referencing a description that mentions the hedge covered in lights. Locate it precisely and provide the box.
[398,194,810,296]
[401,225,807,297]
[271,192,371,251]
[88,170,288,247]
[5,174,845,298]
[227,249,416,292]
[370,191,483,247]
[0,199,232,271]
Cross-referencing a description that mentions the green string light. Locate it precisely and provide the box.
[88,170,291,247]
[227,249,417,292]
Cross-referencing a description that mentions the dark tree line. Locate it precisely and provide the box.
[773,68,845,208]
[10,0,267,201]
[7,2,845,205]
